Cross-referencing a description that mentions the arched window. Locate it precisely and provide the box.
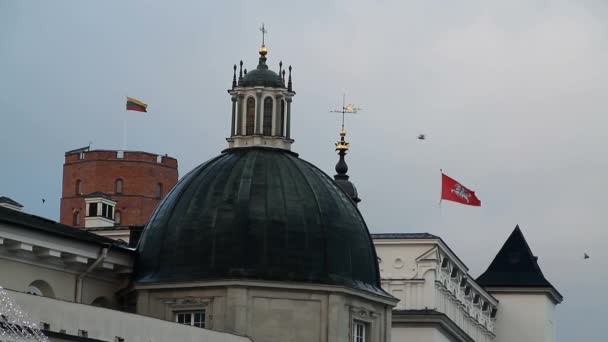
[115,179,123,194]
[156,183,163,198]
[73,211,81,226]
[114,211,121,225]
[246,97,255,135]
[280,100,286,136]
[263,97,273,135]
[26,280,55,298]
[75,180,82,195]
[91,296,113,309]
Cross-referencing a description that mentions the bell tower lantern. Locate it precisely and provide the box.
[226,27,295,150]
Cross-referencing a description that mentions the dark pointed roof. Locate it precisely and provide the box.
[477,226,562,299]
[0,196,23,208]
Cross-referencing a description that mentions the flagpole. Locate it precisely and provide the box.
[123,96,127,150]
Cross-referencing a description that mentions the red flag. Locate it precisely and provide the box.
[441,173,481,206]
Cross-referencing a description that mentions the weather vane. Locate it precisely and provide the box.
[330,94,361,151]
[259,23,267,46]
[330,94,361,131]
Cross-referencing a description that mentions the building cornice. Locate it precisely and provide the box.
[392,310,478,342]
[64,158,178,169]
[482,286,563,304]
[134,279,399,306]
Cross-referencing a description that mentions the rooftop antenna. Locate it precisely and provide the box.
[330,94,361,131]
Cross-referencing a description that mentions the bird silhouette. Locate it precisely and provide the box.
[41,198,45,204]
[418,134,426,140]
[584,253,590,259]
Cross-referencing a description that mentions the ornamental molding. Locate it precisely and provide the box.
[347,305,380,320]
[161,296,212,308]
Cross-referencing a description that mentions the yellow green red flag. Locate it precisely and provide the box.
[126,97,148,112]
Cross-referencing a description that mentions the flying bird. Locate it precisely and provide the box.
[41,198,45,204]
[584,253,590,259]
[417,134,426,140]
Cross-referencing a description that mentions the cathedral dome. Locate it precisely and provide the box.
[134,147,384,296]
[240,67,284,88]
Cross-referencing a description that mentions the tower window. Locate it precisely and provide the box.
[156,183,163,198]
[75,180,83,195]
[175,310,205,328]
[280,99,285,136]
[263,97,273,135]
[88,203,98,217]
[73,211,81,226]
[115,179,123,193]
[246,97,255,135]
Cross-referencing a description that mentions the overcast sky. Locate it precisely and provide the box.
[1,0,607,339]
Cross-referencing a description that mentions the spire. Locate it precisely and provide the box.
[287,65,293,91]
[257,23,269,70]
[477,225,562,302]
[232,64,237,89]
[333,130,361,204]
[238,60,243,86]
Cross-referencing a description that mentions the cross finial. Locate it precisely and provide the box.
[259,23,267,46]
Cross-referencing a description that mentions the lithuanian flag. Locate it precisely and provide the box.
[126,97,148,112]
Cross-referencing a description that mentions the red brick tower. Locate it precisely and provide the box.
[59,147,178,227]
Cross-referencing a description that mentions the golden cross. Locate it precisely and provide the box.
[259,23,267,46]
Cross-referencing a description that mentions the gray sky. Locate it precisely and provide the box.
[1,0,607,339]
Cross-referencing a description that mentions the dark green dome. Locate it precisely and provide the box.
[240,66,284,88]
[134,147,384,296]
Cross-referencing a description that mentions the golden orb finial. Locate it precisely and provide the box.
[259,44,268,56]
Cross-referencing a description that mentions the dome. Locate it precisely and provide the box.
[134,147,384,296]
[240,66,284,88]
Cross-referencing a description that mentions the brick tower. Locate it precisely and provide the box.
[59,147,178,228]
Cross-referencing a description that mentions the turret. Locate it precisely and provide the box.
[226,36,295,150]
[477,226,563,342]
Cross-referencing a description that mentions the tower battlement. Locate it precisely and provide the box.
[60,147,178,228]
[64,148,177,168]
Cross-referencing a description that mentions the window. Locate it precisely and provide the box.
[73,211,81,226]
[26,286,43,296]
[75,180,82,195]
[175,311,205,328]
[115,179,123,193]
[88,203,98,217]
[246,97,255,135]
[263,97,273,135]
[353,321,367,342]
[27,280,55,298]
[280,100,285,136]
[156,183,163,198]
[102,203,107,218]
[114,211,121,224]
